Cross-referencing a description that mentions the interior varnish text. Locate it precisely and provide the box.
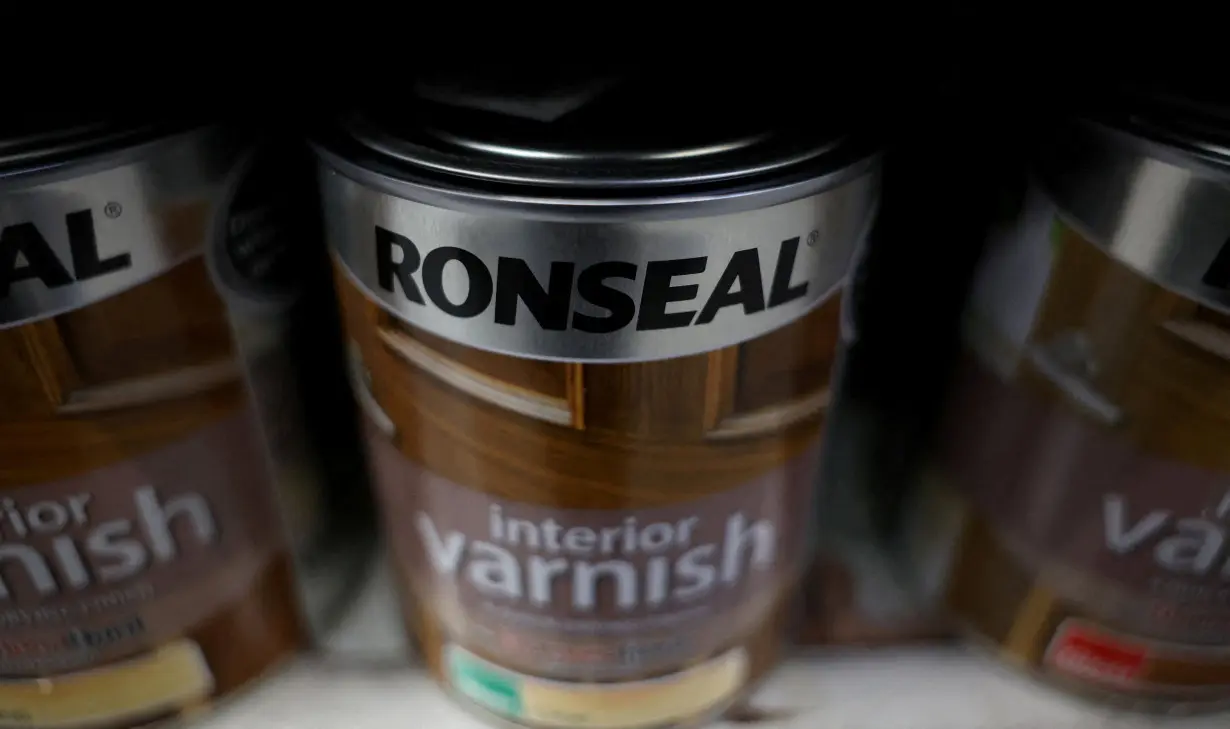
[908,86,1230,713]
[0,118,324,728]
[314,72,881,728]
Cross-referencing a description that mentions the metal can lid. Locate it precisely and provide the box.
[0,115,187,177]
[1080,79,1230,171]
[316,68,880,210]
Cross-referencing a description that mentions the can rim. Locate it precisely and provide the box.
[343,110,853,189]
[314,136,881,223]
[1076,84,1230,176]
[0,117,204,182]
[311,72,882,220]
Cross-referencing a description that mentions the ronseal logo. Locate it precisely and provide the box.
[323,170,877,362]
[375,227,811,333]
[1,211,132,298]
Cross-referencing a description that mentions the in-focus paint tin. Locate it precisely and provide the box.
[314,72,881,728]
[0,117,364,728]
[909,88,1230,712]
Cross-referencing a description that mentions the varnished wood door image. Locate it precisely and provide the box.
[0,256,303,698]
[0,259,244,487]
[1017,224,1230,471]
[1,195,249,486]
[338,270,837,511]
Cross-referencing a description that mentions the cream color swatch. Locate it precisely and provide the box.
[0,640,214,729]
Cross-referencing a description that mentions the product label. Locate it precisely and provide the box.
[0,132,305,727]
[940,360,1230,700]
[0,413,286,678]
[321,169,876,361]
[939,188,1230,700]
[1044,619,1230,696]
[0,129,243,328]
[943,359,1230,644]
[1046,619,1149,687]
[370,429,818,682]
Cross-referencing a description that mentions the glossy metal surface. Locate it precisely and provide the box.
[313,72,880,222]
[0,127,245,327]
[1037,121,1230,315]
[322,166,878,362]
[0,119,171,177]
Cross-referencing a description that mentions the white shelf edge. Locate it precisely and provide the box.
[193,560,1224,729]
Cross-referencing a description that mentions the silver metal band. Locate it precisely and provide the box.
[1038,123,1230,315]
[0,127,245,328]
[322,166,879,363]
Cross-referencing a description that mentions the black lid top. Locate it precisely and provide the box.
[0,114,191,177]
[319,67,881,199]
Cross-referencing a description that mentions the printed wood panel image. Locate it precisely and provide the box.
[0,254,303,700]
[1018,225,1230,470]
[335,268,834,509]
[373,299,839,441]
[187,555,302,696]
[0,260,243,486]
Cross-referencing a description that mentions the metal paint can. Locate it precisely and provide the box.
[0,117,368,728]
[314,72,881,728]
[909,87,1230,712]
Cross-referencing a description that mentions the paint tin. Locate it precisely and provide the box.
[314,72,880,728]
[0,117,365,728]
[910,87,1230,712]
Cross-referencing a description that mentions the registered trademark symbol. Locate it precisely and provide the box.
[104,202,123,219]
[806,230,819,247]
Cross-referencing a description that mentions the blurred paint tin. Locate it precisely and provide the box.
[0,116,370,728]
[910,84,1230,713]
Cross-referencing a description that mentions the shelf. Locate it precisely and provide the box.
[195,559,1224,729]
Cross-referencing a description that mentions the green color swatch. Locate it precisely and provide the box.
[447,645,524,718]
